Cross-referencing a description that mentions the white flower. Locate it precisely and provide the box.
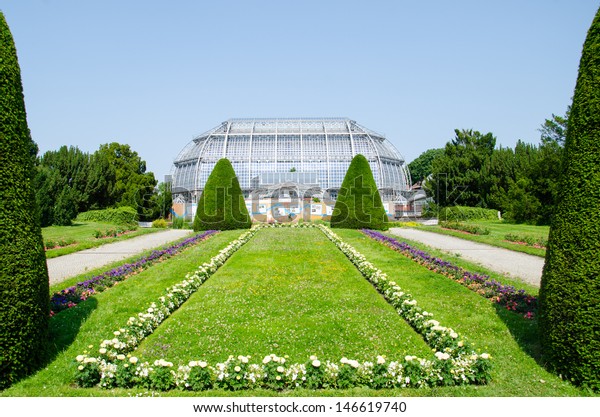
[309,355,317,361]
[189,361,198,367]
[199,361,208,368]
[480,353,490,360]
[450,331,458,339]
[377,356,385,365]
[129,356,138,364]
[78,365,84,371]
[99,348,107,355]
[263,356,271,364]
[340,357,348,364]
[116,354,126,361]
[114,331,121,336]
[276,375,281,381]
[234,366,241,372]
[76,355,85,362]
[312,360,321,368]
[405,355,415,362]
[277,366,284,373]
[435,351,450,360]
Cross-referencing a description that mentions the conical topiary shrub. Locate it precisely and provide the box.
[0,12,50,389]
[538,7,600,390]
[330,154,389,230]
[193,158,252,231]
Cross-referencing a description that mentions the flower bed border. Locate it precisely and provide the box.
[50,230,218,315]
[74,224,491,391]
[362,229,538,318]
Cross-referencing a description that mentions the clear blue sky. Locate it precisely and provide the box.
[2,0,598,181]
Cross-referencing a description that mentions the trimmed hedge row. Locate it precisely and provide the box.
[438,206,499,222]
[77,207,138,226]
[439,221,490,235]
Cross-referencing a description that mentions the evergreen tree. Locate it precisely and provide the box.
[0,12,49,389]
[193,158,251,231]
[330,154,388,230]
[539,7,600,389]
[429,129,496,208]
[408,148,444,183]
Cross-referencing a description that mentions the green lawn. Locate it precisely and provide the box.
[42,222,161,258]
[1,230,243,397]
[417,220,549,257]
[1,227,592,397]
[135,227,432,364]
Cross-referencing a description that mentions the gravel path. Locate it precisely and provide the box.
[388,228,545,287]
[47,229,193,285]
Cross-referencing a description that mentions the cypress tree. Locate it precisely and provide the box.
[0,12,50,389]
[193,158,252,231]
[330,154,389,230]
[538,7,600,390]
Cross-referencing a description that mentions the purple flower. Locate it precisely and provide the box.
[362,229,538,318]
[50,230,218,315]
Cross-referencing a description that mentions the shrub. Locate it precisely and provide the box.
[439,221,490,235]
[330,154,388,230]
[76,206,138,226]
[539,7,600,390]
[44,238,76,250]
[504,233,547,248]
[438,206,499,222]
[193,158,252,231]
[0,13,50,389]
[171,216,185,229]
[152,218,168,228]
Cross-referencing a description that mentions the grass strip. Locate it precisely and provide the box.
[362,229,538,319]
[43,222,161,259]
[74,224,491,391]
[417,220,548,257]
[49,230,218,315]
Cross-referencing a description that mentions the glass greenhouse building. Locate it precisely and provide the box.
[171,118,411,204]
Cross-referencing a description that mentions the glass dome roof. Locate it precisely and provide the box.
[172,118,411,201]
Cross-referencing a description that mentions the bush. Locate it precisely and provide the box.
[439,221,490,235]
[0,13,50,389]
[44,238,76,249]
[504,233,547,248]
[77,207,138,226]
[171,216,185,229]
[539,7,600,390]
[438,206,499,222]
[330,154,389,230]
[193,158,252,231]
[152,218,168,228]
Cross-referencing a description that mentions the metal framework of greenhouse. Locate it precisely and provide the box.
[171,118,412,204]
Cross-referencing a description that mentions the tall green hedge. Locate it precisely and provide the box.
[438,205,499,222]
[76,206,138,227]
[0,12,50,389]
[193,158,251,231]
[330,154,389,230]
[539,7,600,390]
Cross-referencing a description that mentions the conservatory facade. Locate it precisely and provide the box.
[171,118,412,220]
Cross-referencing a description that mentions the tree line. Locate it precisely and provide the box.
[409,111,568,225]
[34,142,172,226]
